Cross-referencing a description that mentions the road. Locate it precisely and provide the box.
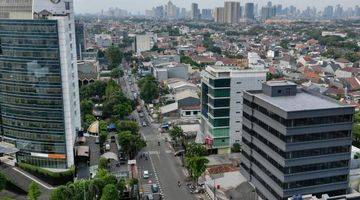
[119,65,194,200]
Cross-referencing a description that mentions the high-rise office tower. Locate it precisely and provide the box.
[201,9,213,20]
[214,7,225,23]
[224,1,240,24]
[241,81,353,199]
[200,66,267,154]
[0,0,81,169]
[261,4,276,20]
[191,3,200,20]
[244,3,255,20]
[165,1,179,20]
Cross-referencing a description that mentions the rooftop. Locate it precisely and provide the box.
[253,90,349,112]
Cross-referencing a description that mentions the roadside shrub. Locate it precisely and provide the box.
[18,163,74,186]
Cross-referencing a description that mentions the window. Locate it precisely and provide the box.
[65,2,70,10]
[185,111,191,116]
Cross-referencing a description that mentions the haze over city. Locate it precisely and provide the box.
[74,0,358,14]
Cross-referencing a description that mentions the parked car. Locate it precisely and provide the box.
[143,170,149,179]
[142,122,147,127]
[146,194,154,200]
[151,184,159,193]
[95,137,99,144]
[105,143,110,151]
[110,136,116,142]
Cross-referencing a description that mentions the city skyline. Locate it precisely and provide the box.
[74,0,359,14]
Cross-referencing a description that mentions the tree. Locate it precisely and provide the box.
[0,173,6,192]
[117,131,146,159]
[185,142,207,158]
[50,185,72,200]
[185,157,209,184]
[138,75,159,103]
[280,39,289,50]
[83,114,96,130]
[231,143,241,153]
[80,99,93,117]
[113,103,132,119]
[353,124,360,144]
[101,184,118,200]
[98,157,108,169]
[105,46,123,70]
[115,120,139,135]
[169,126,183,143]
[110,68,124,79]
[28,182,41,200]
[116,179,126,198]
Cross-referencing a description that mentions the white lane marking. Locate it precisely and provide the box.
[13,167,54,190]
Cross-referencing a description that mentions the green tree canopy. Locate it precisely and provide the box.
[105,46,123,70]
[117,131,146,159]
[185,157,209,183]
[185,142,207,158]
[98,157,109,170]
[28,182,41,200]
[0,172,6,192]
[138,75,159,103]
[169,126,183,142]
[100,184,118,200]
[115,120,139,135]
[110,68,124,79]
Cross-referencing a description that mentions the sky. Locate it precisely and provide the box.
[74,0,359,14]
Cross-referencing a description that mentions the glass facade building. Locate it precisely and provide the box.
[0,19,68,168]
[0,0,81,169]
[241,81,354,199]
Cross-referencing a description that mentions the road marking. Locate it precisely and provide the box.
[165,150,172,154]
[13,167,54,190]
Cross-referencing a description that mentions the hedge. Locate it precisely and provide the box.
[18,163,74,186]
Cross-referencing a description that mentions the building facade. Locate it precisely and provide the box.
[200,66,266,154]
[191,3,200,20]
[241,81,354,199]
[135,34,151,53]
[214,7,225,23]
[224,1,240,24]
[0,0,81,169]
[75,20,85,60]
[244,3,255,20]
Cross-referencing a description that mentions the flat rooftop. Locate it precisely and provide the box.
[266,81,297,87]
[253,90,349,112]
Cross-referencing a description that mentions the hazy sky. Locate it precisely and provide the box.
[74,0,359,14]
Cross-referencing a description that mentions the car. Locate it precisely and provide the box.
[142,122,147,127]
[143,170,149,179]
[146,194,154,200]
[110,136,116,142]
[151,184,159,193]
[95,137,99,144]
[105,143,110,151]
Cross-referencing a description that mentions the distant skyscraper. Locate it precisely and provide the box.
[334,4,344,18]
[244,3,255,20]
[241,81,353,199]
[261,4,276,20]
[191,3,200,20]
[153,6,164,19]
[0,0,81,169]
[201,9,213,20]
[165,1,179,20]
[214,7,225,23]
[224,1,240,24]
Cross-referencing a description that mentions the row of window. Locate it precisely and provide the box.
[209,78,231,88]
[17,154,67,169]
[244,111,351,143]
[1,106,63,120]
[0,63,61,73]
[0,73,61,83]
[243,99,352,127]
[3,128,65,142]
[2,118,64,130]
[1,96,62,108]
[16,141,66,154]
[0,24,57,33]
[244,123,351,159]
[2,51,59,59]
[208,98,230,108]
[1,37,59,46]
[0,84,62,94]
[208,107,230,117]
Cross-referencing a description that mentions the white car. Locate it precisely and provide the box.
[143,170,149,179]
[105,143,110,151]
